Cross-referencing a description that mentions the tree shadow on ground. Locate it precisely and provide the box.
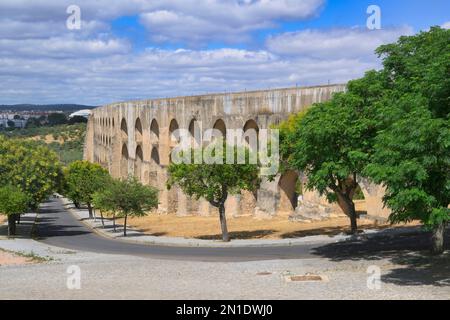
[196,230,277,240]
[312,227,450,287]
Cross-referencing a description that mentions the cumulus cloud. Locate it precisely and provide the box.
[138,0,324,45]
[0,0,415,105]
[442,21,450,29]
[266,26,413,59]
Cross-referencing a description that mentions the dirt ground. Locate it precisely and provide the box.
[0,250,34,267]
[119,214,418,240]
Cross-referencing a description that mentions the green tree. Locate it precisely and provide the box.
[282,90,378,234]
[97,177,158,236]
[64,161,110,218]
[365,27,450,254]
[47,113,67,126]
[167,144,259,242]
[0,137,63,209]
[92,187,115,230]
[0,185,30,236]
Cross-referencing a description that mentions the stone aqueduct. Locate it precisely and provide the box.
[84,84,390,220]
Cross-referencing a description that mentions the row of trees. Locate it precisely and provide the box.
[166,27,449,254]
[0,136,157,238]
[276,27,449,254]
[64,161,159,236]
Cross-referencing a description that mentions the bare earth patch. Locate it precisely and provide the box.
[118,214,419,240]
[0,250,34,266]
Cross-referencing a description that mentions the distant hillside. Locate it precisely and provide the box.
[0,104,97,112]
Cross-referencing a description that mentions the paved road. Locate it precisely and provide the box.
[35,198,318,261]
[35,198,446,262]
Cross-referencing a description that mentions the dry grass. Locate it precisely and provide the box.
[119,214,419,240]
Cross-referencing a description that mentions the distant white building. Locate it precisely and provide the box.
[69,109,92,119]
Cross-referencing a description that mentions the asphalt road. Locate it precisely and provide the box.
[35,198,318,262]
[35,198,446,262]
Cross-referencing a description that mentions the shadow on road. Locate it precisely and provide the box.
[34,204,91,240]
[312,228,450,287]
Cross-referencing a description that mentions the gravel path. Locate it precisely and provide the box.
[0,238,448,299]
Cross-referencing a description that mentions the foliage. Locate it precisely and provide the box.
[94,177,159,236]
[1,123,87,165]
[47,113,68,126]
[167,144,259,241]
[0,136,63,209]
[364,27,450,253]
[0,185,30,216]
[64,160,110,217]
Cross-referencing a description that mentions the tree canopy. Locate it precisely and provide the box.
[0,136,63,209]
[64,160,111,218]
[93,177,158,236]
[167,144,260,241]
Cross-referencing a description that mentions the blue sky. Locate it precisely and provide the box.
[0,0,448,105]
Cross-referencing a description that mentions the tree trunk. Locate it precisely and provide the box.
[336,192,358,235]
[123,214,128,237]
[7,214,17,237]
[74,201,80,209]
[431,222,445,255]
[113,213,116,232]
[100,211,105,228]
[16,214,21,224]
[87,202,93,219]
[219,203,230,242]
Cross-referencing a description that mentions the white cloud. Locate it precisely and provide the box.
[0,37,130,59]
[138,0,324,45]
[266,26,413,59]
[442,21,450,29]
[0,0,416,105]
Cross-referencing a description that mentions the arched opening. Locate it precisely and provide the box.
[352,184,367,216]
[121,144,129,179]
[188,118,201,148]
[149,147,160,187]
[121,118,128,136]
[243,119,259,150]
[169,119,180,148]
[213,119,226,143]
[150,119,159,144]
[213,119,226,136]
[278,170,301,214]
[135,118,143,142]
[134,145,143,181]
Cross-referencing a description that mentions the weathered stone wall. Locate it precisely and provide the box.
[84,84,390,220]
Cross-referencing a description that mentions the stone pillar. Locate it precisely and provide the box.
[255,177,279,217]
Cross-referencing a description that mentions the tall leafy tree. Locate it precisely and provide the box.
[64,160,110,218]
[167,144,259,242]
[365,27,450,254]
[96,177,158,236]
[0,137,63,209]
[0,185,30,236]
[283,88,379,234]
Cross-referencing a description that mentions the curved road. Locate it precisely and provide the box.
[35,198,318,262]
[36,198,441,262]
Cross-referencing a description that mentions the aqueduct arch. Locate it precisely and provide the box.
[278,170,300,214]
[135,145,143,181]
[120,143,129,179]
[84,84,391,221]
